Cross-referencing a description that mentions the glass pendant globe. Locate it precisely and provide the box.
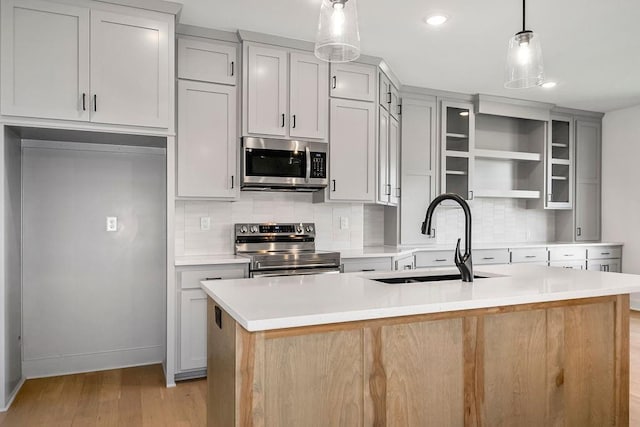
[314,0,361,63]
[504,30,544,88]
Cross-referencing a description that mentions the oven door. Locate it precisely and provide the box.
[242,137,327,189]
[251,267,340,278]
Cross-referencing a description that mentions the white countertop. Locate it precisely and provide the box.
[200,264,640,332]
[175,255,250,267]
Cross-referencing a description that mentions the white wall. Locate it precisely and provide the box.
[3,128,22,406]
[602,104,640,308]
[21,141,167,378]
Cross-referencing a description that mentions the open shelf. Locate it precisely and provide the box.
[551,159,570,166]
[474,149,541,162]
[474,189,541,199]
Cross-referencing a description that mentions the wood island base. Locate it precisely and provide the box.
[207,295,630,426]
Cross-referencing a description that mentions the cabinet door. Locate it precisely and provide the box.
[329,98,375,201]
[389,85,400,120]
[377,106,390,204]
[177,81,237,199]
[178,38,236,85]
[289,52,328,140]
[587,259,621,273]
[379,73,391,111]
[389,115,400,206]
[179,289,208,371]
[330,63,376,102]
[400,98,437,245]
[575,120,601,241]
[246,44,288,136]
[90,10,169,128]
[441,100,474,201]
[0,0,89,121]
[547,115,574,209]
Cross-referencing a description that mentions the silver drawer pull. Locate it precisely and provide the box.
[525,255,537,259]
[403,265,412,270]
[435,259,447,262]
[601,252,610,255]
[563,254,574,257]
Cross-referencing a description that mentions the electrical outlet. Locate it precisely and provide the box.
[340,216,349,230]
[200,217,211,231]
[106,216,118,232]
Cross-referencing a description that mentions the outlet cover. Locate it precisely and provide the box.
[200,217,211,231]
[340,216,349,230]
[106,216,118,232]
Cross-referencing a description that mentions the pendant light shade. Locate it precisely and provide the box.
[504,0,544,88]
[314,0,360,63]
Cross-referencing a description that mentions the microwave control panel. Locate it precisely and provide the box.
[310,152,327,179]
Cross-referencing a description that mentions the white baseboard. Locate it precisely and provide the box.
[0,377,25,412]
[23,345,164,379]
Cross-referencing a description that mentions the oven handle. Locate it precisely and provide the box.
[251,268,341,278]
[305,146,311,184]
[255,262,340,270]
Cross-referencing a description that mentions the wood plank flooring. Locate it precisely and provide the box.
[1,311,639,426]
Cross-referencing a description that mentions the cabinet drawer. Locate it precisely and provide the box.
[394,255,415,271]
[475,249,510,265]
[414,251,454,268]
[548,247,586,262]
[586,246,622,260]
[178,38,236,85]
[510,248,548,263]
[549,260,586,270]
[342,257,393,273]
[587,259,621,273]
[179,266,246,289]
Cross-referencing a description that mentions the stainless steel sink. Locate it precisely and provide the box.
[373,274,488,284]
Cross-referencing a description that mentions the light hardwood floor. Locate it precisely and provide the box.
[1,312,639,426]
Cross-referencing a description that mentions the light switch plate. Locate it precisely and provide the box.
[200,217,211,231]
[340,216,349,230]
[106,216,118,232]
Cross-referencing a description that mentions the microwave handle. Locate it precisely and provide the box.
[305,146,311,183]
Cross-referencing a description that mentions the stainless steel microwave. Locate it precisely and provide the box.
[241,137,328,191]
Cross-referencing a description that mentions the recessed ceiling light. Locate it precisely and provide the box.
[541,81,557,89]
[425,15,448,26]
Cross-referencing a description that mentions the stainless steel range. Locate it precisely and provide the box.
[234,222,341,278]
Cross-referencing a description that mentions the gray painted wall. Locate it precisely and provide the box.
[4,128,22,402]
[22,141,166,377]
[602,104,640,309]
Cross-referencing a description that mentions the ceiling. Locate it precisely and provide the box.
[175,0,640,113]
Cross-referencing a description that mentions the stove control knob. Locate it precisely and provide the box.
[250,225,259,233]
[306,225,314,233]
[296,225,303,233]
[240,225,248,233]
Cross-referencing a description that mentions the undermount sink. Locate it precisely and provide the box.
[373,274,489,284]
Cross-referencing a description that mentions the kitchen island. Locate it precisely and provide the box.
[201,264,640,426]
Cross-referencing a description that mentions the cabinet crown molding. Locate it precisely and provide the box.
[474,94,555,121]
[177,24,239,43]
[95,0,182,16]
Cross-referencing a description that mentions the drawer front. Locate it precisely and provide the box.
[510,248,548,263]
[394,255,415,271]
[342,258,393,273]
[179,266,246,289]
[587,259,621,273]
[548,247,587,262]
[549,260,586,270]
[586,246,622,260]
[414,251,454,268]
[475,249,510,265]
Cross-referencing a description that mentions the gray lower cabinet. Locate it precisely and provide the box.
[474,249,510,265]
[394,254,415,271]
[342,257,393,273]
[586,245,622,273]
[176,264,247,378]
[510,247,548,264]
[575,119,602,241]
[587,259,621,273]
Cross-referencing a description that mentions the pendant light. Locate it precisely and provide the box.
[504,0,544,88]
[314,0,360,63]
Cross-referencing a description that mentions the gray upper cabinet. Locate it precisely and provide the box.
[1,0,172,129]
[328,98,375,201]
[1,0,89,121]
[400,97,437,244]
[245,44,288,137]
[575,119,602,241]
[389,115,400,205]
[178,38,237,85]
[379,71,400,119]
[177,80,237,199]
[546,114,574,209]
[377,105,400,206]
[90,10,170,128]
[289,52,328,140]
[244,44,327,140]
[330,63,376,102]
[441,100,474,201]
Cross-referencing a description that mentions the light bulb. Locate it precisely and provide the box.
[331,3,345,37]
[517,43,531,65]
